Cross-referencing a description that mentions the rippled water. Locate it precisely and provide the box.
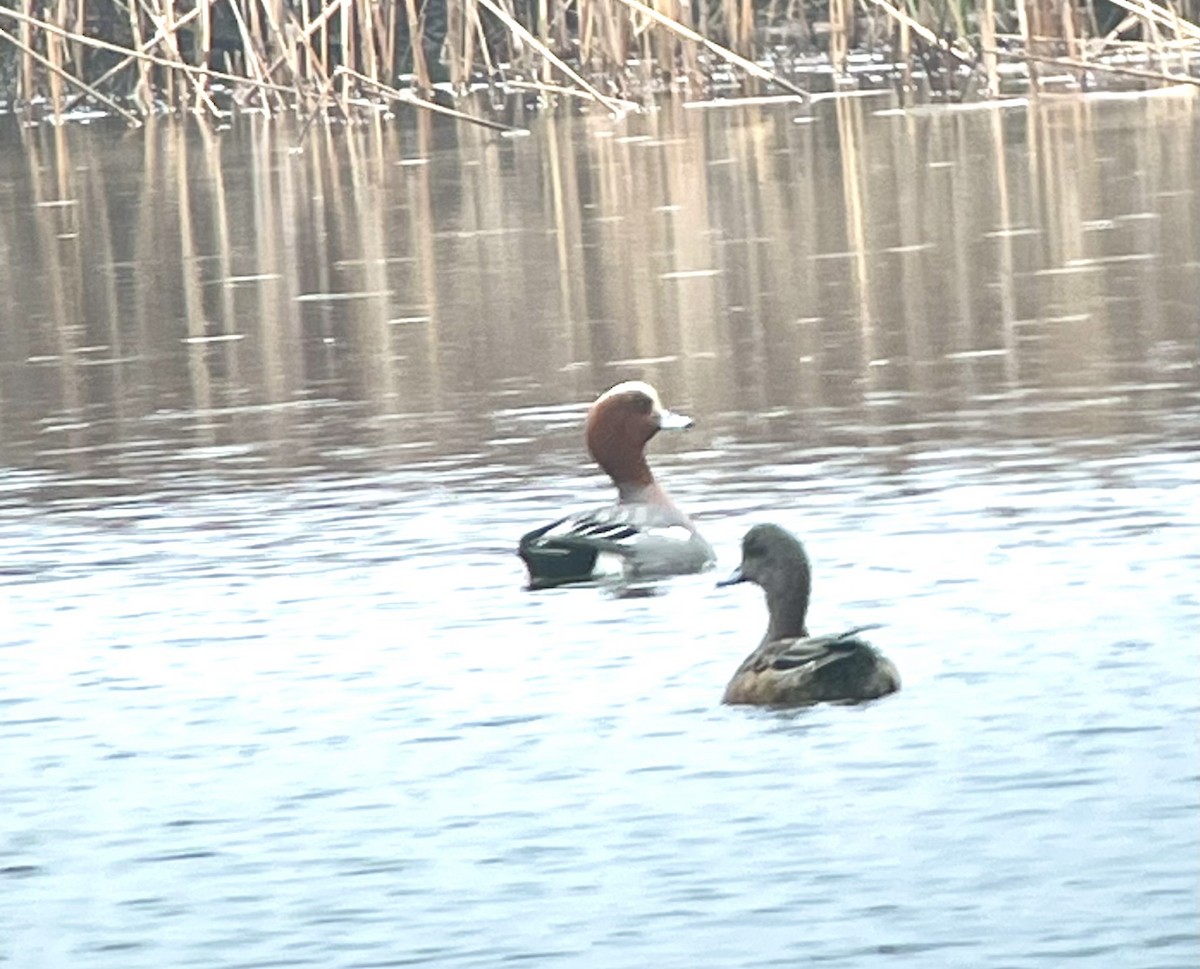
[2,93,1199,968]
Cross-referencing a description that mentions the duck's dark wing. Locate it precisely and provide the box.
[725,626,897,706]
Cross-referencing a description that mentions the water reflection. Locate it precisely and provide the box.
[2,95,1198,969]
[1,93,1196,490]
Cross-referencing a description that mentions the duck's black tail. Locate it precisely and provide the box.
[518,521,602,590]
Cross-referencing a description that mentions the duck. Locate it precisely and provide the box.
[519,381,715,589]
[717,524,900,706]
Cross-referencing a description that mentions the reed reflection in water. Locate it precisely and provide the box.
[1,94,1198,969]
[1,95,1197,470]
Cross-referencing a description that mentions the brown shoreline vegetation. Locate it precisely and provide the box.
[0,0,1198,128]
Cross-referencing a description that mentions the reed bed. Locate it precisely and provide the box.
[1,0,1198,125]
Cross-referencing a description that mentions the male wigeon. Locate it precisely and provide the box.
[718,524,900,706]
[519,381,715,589]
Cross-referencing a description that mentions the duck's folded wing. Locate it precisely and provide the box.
[760,626,882,672]
[538,514,640,552]
[726,625,896,706]
[525,504,692,557]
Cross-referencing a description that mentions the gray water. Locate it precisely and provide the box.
[1,91,1198,968]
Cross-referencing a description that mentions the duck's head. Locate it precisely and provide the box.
[585,381,693,495]
[719,524,812,639]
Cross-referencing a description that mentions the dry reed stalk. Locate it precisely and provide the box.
[791,0,810,40]
[248,0,264,64]
[1083,33,1200,47]
[593,0,628,75]
[1015,0,1030,48]
[1010,0,1039,94]
[987,43,1200,83]
[447,0,466,88]
[553,0,569,49]
[309,49,354,121]
[323,8,337,88]
[1105,0,1200,37]
[682,92,805,105]
[1136,0,1170,73]
[508,77,641,108]
[360,0,380,82]
[157,0,175,105]
[299,1,313,79]
[125,0,151,107]
[578,0,594,64]
[250,0,305,101]
[859,0,978,64]
[616,0,635,73]
[1061,0,1080,60]
[318,3,330,86]
[385,0,399,80]
[70,1,201,99]
[635,17,654,94]
[74,0,85,87]
[308,52,353,121]
[198,0,211,102]
[268,0,348,79]
[829,0,848,74]
[1172,5,1199,44]
[674,0,702,84]
[681,16,702,88]
[51,28,65,118]
[0,6,302,102]
[600,0,619,71]
[650,0,679,82]
[1176,14,1199,74]
[48,0,65,119]
[403,0,431,92]
[222,0,276,111]
[472,5,498,79]
[474,0,630,111]
[613,0,811,96]
[295,69,342,143]
[340,0,353,97]
[720,0,742,54]
[981,0,999,95]
[0,23,144,123]
[335,65,530,130]
[19,0,33,104]
[463,0,479,86]
[135,0,223,116]
[537,0,550,85]
[948,0,968,42]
